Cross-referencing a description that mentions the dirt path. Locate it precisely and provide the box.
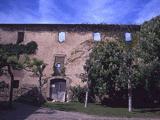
[0,103,159,120]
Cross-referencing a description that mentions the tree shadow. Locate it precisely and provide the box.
[0,85,57,120]
[0,102,56,120]
[98,88,160,110]
[53,104,77,111]
[44,102,78,111]
[14,86,46,106]
[137,108,160,113]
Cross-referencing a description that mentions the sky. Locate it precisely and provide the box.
[0,0,160,24]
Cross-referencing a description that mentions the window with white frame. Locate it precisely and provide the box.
[58,32,65,43]
[93,32,101,41]
[125,32,132,42]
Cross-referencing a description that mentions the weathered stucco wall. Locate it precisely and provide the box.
[23,31,94,86]
[0,28,17,44]
[0,29,95,100]
[0,24,140,101]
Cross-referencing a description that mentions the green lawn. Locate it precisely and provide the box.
[43,102,160,118]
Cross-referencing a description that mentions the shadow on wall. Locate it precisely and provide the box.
[0,82,46,108]
[0,81,9,103]
[15,85,46,106]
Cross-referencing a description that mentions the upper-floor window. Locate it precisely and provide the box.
[54,55,65,76]
[17,32,24,44]
[58,32,65,43]
[0,32,1,41]
[93,32,101,41]
[125,32,132,42]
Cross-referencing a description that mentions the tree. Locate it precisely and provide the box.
[117,46,139,112]
[0,41,37,108]
[84,41,123,101]
[26,57,47,104]
[138,16,160,105]
[140,16,160,62]
[84,40,140,112]
[80,69,89,108]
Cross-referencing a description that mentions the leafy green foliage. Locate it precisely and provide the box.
[0,41,38,73]
[25,57,47,104]
[83,16,160,107]
[136,16,160,105]
[83,38,143,110]
[25,41,38,54]
[140,16,160,62]
[70,85,94,103]
[70,85,87,103]
[0,41,37,56]
[0,41,38,107]
[84,41,136,100]
[27,58,46,76]
[140,16,160,80]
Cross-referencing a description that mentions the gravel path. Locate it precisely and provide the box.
[0,102,159,120]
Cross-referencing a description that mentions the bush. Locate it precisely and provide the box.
[25,41,38,54]
[0,81,9,89]
[70,85,95,103]
[70,86,87,103]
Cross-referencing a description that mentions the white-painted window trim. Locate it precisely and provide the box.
[93,32,101,41]
[58,32,65,43]
[125,32,132,42]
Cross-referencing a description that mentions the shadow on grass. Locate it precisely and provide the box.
[135,108,160,113]
[44,102,77,111]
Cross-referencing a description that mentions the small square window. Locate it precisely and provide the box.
[93,32,101,41]
[13,80,19,88]
[125,32,132,42]
[58,32,65,43]
[17,32,24,44]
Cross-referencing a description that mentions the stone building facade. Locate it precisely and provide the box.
[0,24,140,102]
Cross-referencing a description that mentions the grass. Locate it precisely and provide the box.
[43,102,160,118]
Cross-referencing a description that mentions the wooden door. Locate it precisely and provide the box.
[50,79,66,102]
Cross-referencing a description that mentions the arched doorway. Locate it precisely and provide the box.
[50,79,66,102]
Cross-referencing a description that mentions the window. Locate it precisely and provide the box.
[55,63,61,73]
[93,32,101,41]
[56,63,61,68]
[58,32,65,43]
[17,32,24,44]
[0,33,1,41]
[13,80,19,88]
[55,56,65,65]
[125,32,132,42]
[54,55,65,76]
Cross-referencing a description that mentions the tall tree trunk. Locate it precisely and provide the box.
[84,79,89,108]
[128,79,132,112]
[8,65,14,108]
[85,90,88,108]
[38,74,42,104]
[39,74,42,95]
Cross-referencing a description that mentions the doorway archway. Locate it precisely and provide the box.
[48,76,71,102]
[50,79,66,102]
